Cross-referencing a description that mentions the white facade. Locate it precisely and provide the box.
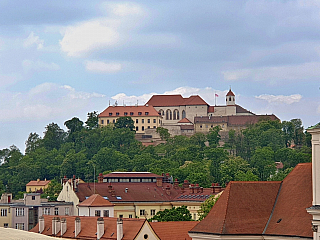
[78,206,114,217]
[57,182,79,215]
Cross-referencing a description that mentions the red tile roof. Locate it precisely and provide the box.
[226,89,235,96]
[26,180,51,186]
[98,105,160,117]
[190,163,312,238]
[30,215,145,240]
[208,106,214,113]
[77,194,114,207]
[103,172,162,178]
[146,95,208,107]
[150,221,198,240]
[178,118,192,123]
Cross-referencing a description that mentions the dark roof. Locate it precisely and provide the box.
[235,105,253,114]
[150,221,198,240]
[30,215,145,240]
[146,95,208,107]
[194,115,279,126]
[190,163,312,238]
[98,105,160,118]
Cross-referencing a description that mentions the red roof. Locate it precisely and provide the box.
[208,106,214,113]
[178,118,192,123]
[26,180,51,186]
[99,105,160,117]
[190,163,312,238]
[146,95,208,107]
[226,89,235,96]
[150,221,198,240]
[77,194,113,207]
[30,215,145,240]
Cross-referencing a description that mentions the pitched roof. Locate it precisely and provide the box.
[98,105,160,118]
[226,89,235,96]
[77,194,113,207]
[30,215,145,240]
[178,118,192,123]
[146,95,208,107]
[26,180,51,186]
[190,163,312,238]
[150,221,198,240]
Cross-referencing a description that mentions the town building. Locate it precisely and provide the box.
[26,179,51,193]
[57,172,223,221]
[77,194,114,217]
[98,105,163,134]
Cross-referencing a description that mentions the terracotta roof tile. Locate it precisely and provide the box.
[146,95,208,107]
[98,105,160,118]
[30,215,145,240]
[150,221,198,240]
[77,194,114,207]
[226,89,235,96]
[194,115,279,126]
[208,106,214,113]
[178,118,192,123]
[26,180,51,186]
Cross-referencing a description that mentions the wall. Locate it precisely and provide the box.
[0,205,12,228]
[78,206,114,217]
[57,182,79,215]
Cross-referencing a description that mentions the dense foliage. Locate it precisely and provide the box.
[0,114,312,198]
[149,206,192,222]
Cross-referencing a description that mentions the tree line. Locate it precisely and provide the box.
[0,113,312,198]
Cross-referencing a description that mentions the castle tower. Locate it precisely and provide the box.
[226,88,235,106]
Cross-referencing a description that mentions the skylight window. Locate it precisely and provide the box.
[116,196,122,200]
[103,196,109,200]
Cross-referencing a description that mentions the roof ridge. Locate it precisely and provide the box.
[221,182,232,234]
[262,182,283,234]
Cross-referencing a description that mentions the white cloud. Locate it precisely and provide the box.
[106,2,144,17]
[85,60,122,73]
[222,62,320,83]
[22,60,60,71]
[23,32,44,50]
[255,94,302,104]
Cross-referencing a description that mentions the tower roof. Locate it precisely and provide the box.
[226,89,235,96]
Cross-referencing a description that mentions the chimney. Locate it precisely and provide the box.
[156,177,163,187]
[37,179,40,182]
[165,185,171,195]
[210,183,215,194]
[75,217,81,238]
[182,180,189,189]
[62,176,68,184]
[195,183,200,193]
[117,218,123,240]
[97,217,104,240]
[60,218,67,236]
[189,184,194,194]
[214,183,222,193]
[98,173,104,183]
[39,216,45,233]
[200,187,203,193]
[108,183,113,193]
[52,217,60,236]
[174,179,179,189]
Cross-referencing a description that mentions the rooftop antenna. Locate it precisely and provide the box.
[109,100,110,106]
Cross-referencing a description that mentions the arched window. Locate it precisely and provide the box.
[166,109,172,120]
[159,109,164,116]
[173,109,179,120]
[182,110,186,119]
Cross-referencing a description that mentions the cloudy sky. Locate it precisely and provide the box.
[1,0,319,151]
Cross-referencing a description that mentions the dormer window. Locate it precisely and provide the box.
[130,112,134,115]
[138,112,142,115]
[116,112,119,116]
[145,112,149,115]
[109,113,112,116]
[124,112,128,116]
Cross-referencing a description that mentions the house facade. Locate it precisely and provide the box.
[26,179,51,193]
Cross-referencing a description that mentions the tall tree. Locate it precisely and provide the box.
[64,117,84,133]
[206,126,222,147]
[85,111,99,129]
[43,123,66,150]
[114,116,135,131]
[25,132,42,154]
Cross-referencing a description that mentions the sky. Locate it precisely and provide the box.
[0,0,320,152]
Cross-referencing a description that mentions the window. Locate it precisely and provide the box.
[136,127,139,131]
[119,178,129,182]
[32,196,35,200]
[1,209,7,216]
[104,210,109,217]
[140,209,145,216]
[173,109,179,120]
[95,210,101,217]
[142,126,144,131]
[145,112,149,115]
[150,209,156,216]
[142,119,144,123]
[148,126,150,129]
[43,208,50,215]
[200,125,202,128]
[54,208,59,215]
[159,109,164,116]
[119,214,123,218]
[153,126,156,128]
[15,223,24,230]
[124,112,128,116]
[16,208,24,217]
[101,120,104,124]
[65,207,69,216]
[116,112,119,116]
[166,109,172,120]
[182,110,186,119]
[107,120,110,124]
[138,112,142,115]
[3,223,8,228]
[193,213,197,220]
[153,119,156,123]
[147,119,150,123]
[109,113,112,116]
[113,119,115,123]
[130,112,134,116]
[144,234,149,239]
[206,125,208,128]
[136,119,138,123]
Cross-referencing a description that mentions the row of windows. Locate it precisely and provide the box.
[95,210,109,217]
[136,126,156,131]
[15,223,24,230]
[136,119,156,124]
[109,112,150,116]
[42,207,69,215]
[159,109,186,120]
[199,124,225,129]
[139,209,156,216]
[107,178,156,183]
[1,209,7,216]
